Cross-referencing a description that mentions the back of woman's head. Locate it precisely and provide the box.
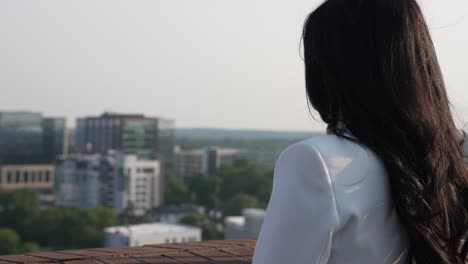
[303,0,468,263]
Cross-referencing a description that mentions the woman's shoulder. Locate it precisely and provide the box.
[278,134,374,184]
[281,133,367,161]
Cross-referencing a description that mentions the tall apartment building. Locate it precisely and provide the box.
[54,152,163,215]
[75,113,175,172]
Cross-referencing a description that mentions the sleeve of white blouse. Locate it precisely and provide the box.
[252,142,340,264]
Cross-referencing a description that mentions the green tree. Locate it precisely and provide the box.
[164,174,189,205]
[224,194,259,217]
[20,242,40,253]
[202,222,224,241]
[118,203,148,225]
[218,159,273,204]
[0,228,21,255]
[178,212,204,226]
[0,189,40,234]
[189,175,221,209]
[22,207,119,250]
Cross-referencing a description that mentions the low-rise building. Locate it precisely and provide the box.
[0,164,55,205]
[146,204,205,224]
[174,146,278,179]
[0,164,54,191]
[103,223,202,247]
[224,208,265,239]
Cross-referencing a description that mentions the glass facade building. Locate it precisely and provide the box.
[75,113,175,172]
[0,112,66,164]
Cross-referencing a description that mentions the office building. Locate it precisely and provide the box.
[0,111,67,164]
[75,113,175,172]
[103,223,202,247]
[54,152,163,215]
[174,146,278,179]
[174,148,204,180]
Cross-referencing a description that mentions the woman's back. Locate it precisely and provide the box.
[253,134,409,263]
[254,0,468,262]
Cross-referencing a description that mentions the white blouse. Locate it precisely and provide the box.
[253,134,409,264]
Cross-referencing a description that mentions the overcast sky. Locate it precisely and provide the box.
[0,0,467,132]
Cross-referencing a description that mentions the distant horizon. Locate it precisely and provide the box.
[1,108,325,132]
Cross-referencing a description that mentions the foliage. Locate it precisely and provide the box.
[20,242,40,253]
[189,176,221,209]
[217,159,273,205]
[118,202,148,225]
[224,194,259,217]
[0,189,40,232]
[0,189,120,254]
[175,137,307,154]
[21,206,119,250]
[164,173,189,205]
[178,212,204,226]
[0,228,21,255]
[186,159,272,214]
[201,222,224,241]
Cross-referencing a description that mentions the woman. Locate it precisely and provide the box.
[252,0,468,263]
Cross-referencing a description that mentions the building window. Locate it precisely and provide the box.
[45,171,50,182]
[16,171,20,183]
[172,238,177,243]
[38,171,42,182]
[165,238,170,244]
[31,172,36,183]
[143,168,155,173]
[7,172,12,183]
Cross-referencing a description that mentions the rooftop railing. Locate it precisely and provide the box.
[0,239,256,264]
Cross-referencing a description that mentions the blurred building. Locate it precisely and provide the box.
[174,148,204,180]
[224,208,265,239]
[75,112,175,172]
[0,164,55,205]
[0,111,66,205]
[202,147,245,175]
[174,146,278,179]
[146,204,205,224]
[103,223,201,247]
[0,164,54,190]
[0,111,67,164]
[55,152,163,216]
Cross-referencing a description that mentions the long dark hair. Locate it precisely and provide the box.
[303,0,468,263]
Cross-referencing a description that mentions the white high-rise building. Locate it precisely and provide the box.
[54,152,163,215]
[114,154,163,216]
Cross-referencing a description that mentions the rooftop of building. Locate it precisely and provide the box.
[103,223,201,236]
[0,239,255,264]
[224,216,246,227]
[147,204,205,215]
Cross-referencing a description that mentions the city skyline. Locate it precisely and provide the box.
[0,0,467,132]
